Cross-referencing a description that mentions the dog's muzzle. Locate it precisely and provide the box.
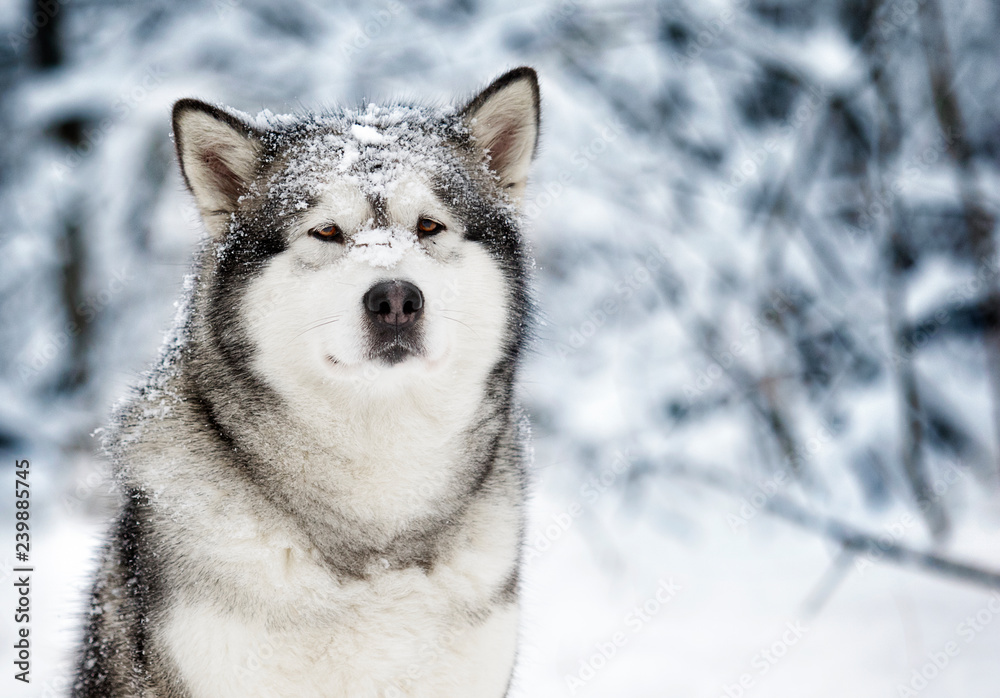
[363,280,425,364]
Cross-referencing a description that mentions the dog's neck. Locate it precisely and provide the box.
[176,345,513,570]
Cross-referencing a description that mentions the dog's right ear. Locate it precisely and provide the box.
[172,99,263,237]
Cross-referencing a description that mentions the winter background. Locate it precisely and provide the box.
[2,0,1000,696]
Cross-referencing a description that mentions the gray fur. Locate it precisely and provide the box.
[74,68,539,698]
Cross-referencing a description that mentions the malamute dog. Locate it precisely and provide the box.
[74,67,540,698]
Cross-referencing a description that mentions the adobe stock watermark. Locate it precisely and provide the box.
[672,0,749,67]
[7,0,69,51]
[23,673,72,698]
[895,591,1000,696]
[52,65,167,180]
[522,116,625,221]
[717,86,828,201]
[564,578,681,694]
[341,1,404,60]
[18,265,135,384]
[848,127,959,241]
[944,251,1000,308]
[682,288,798,402]
[854,459,965,575]
[524,449,636,562]
[554,246,671,361]
[212,0,242,20]
[724,421,835,532]
[380,619,472,697]
[719,620,808,698]
[884,251,1000,367]
[947,252,1000,296]
[725,468,791,533]
[875,0,930,39]
[62,457,116,514]
[538,0,580,33]
[232,637,278,682]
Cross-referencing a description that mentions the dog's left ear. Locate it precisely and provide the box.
[461,67,540,203]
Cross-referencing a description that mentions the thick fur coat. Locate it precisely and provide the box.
[74,67,540,698]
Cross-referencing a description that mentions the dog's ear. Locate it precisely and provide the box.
[172,99,263,237]
[461,67,540,204]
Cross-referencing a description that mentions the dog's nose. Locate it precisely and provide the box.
[363,280,424,326]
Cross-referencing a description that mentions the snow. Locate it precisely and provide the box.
[516,455,1000,698]
[350,227,418,269]
[350,123,389,145]
[237,104,469,226]
[2,0,1000,696]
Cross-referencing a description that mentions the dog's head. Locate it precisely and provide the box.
[172,69,539,413]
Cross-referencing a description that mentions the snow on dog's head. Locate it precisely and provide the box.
[172,68,539,410]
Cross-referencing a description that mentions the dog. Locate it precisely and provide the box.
[73,67,540,698]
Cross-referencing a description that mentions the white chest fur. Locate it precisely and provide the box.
[146,439,521,698]
[161,581,518,698]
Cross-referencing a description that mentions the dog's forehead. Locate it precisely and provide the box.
[270,105,460,208]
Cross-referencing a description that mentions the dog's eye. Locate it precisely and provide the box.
[417,218,445,237]
[310,223,344,243]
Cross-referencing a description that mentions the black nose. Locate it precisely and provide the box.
[363,280,424,326]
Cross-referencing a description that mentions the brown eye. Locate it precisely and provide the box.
[417,218,444,236]
[310,223,343,242]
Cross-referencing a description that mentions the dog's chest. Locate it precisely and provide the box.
[160,573,518,698]
[154,477,520,698]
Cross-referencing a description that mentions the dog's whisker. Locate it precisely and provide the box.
[297,314,343,331]
[439,314,480,338]
[294,316,343,339]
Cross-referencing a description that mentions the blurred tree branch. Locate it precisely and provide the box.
[29,0,63,69]
[663,462,1000,591]
[865,0,950,539]
[918,0,1000,477]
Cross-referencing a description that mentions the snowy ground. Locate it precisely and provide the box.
[517,454,1000,697]
[2,446,999,697]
